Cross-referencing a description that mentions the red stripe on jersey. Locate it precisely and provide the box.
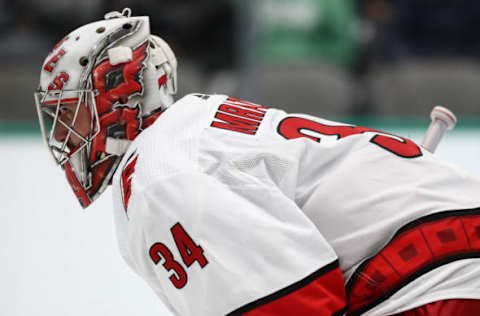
[392,299,480,316]
[228,260,347,316]
[346,208,480,316]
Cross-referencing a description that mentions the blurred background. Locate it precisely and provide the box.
[1,1,480,316]
[3,0,480,125]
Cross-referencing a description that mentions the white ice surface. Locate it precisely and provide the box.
[0,129,479,316]
[0,136,172,316]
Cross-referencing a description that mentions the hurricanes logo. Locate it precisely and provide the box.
[92,42,148,114]
[121,152,138,214]
[88,42,148,166]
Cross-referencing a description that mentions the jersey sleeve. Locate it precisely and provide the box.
[133,171,347,316]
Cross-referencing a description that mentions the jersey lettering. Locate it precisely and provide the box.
[211,98,267,135]
[277,117,422,158]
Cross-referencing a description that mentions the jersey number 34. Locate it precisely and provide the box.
[149,223,208,289]
[277,116,422,158]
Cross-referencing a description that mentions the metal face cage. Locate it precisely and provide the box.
[34,88,101,189]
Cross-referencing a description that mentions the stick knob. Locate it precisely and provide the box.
[421,106,457,153]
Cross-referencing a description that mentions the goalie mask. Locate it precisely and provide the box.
[34,8,177,208]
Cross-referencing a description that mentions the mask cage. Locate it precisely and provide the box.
[34,89,101,189]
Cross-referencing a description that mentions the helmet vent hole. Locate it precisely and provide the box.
[96,27,106,33]
[75,36,80,41]
[79,57,89,66]
[149,41,155,48]
[123,23,132,30]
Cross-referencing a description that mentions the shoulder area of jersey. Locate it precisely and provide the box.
[132,92,228,137]
[171,93,229,108]
[114,93,226,178]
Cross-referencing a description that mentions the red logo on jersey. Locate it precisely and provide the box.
[121,153,138,213]
[92,42,148,115]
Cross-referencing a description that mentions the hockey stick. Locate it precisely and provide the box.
[421,106,457,153]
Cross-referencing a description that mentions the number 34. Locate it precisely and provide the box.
[149,223,208,289]
[277,116,422,158]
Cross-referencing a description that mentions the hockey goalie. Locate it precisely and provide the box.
[34,8,480,316]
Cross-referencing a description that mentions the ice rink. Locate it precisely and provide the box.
[1,128,479,316]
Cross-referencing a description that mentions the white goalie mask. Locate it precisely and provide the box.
[34,8,177,208]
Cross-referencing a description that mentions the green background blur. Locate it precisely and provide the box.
[2,0,480,135]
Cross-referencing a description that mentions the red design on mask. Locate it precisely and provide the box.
[52,36,69,52]
[44,49,66,72]
[158,74,167,88]
[92,42,148,115]
[64,162,91,208]
[89,105,141,160]
[82,42,148,199]
[48,72,69,90]
[142,109,163,130]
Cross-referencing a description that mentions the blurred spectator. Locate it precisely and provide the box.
[111,0,235,73]
[0,0,238,122]
[390,0,480,60]
[259,0,357,68]
[355,0,395,63]
[349,0,396,115]
[356,0,480,62]
[0,4,50,61]
[0,0,105,62]
[109,0,236,96]
[251,0,360,116]
[354,0,480,117]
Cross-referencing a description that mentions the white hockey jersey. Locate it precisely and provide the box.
[111,94,480,316]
